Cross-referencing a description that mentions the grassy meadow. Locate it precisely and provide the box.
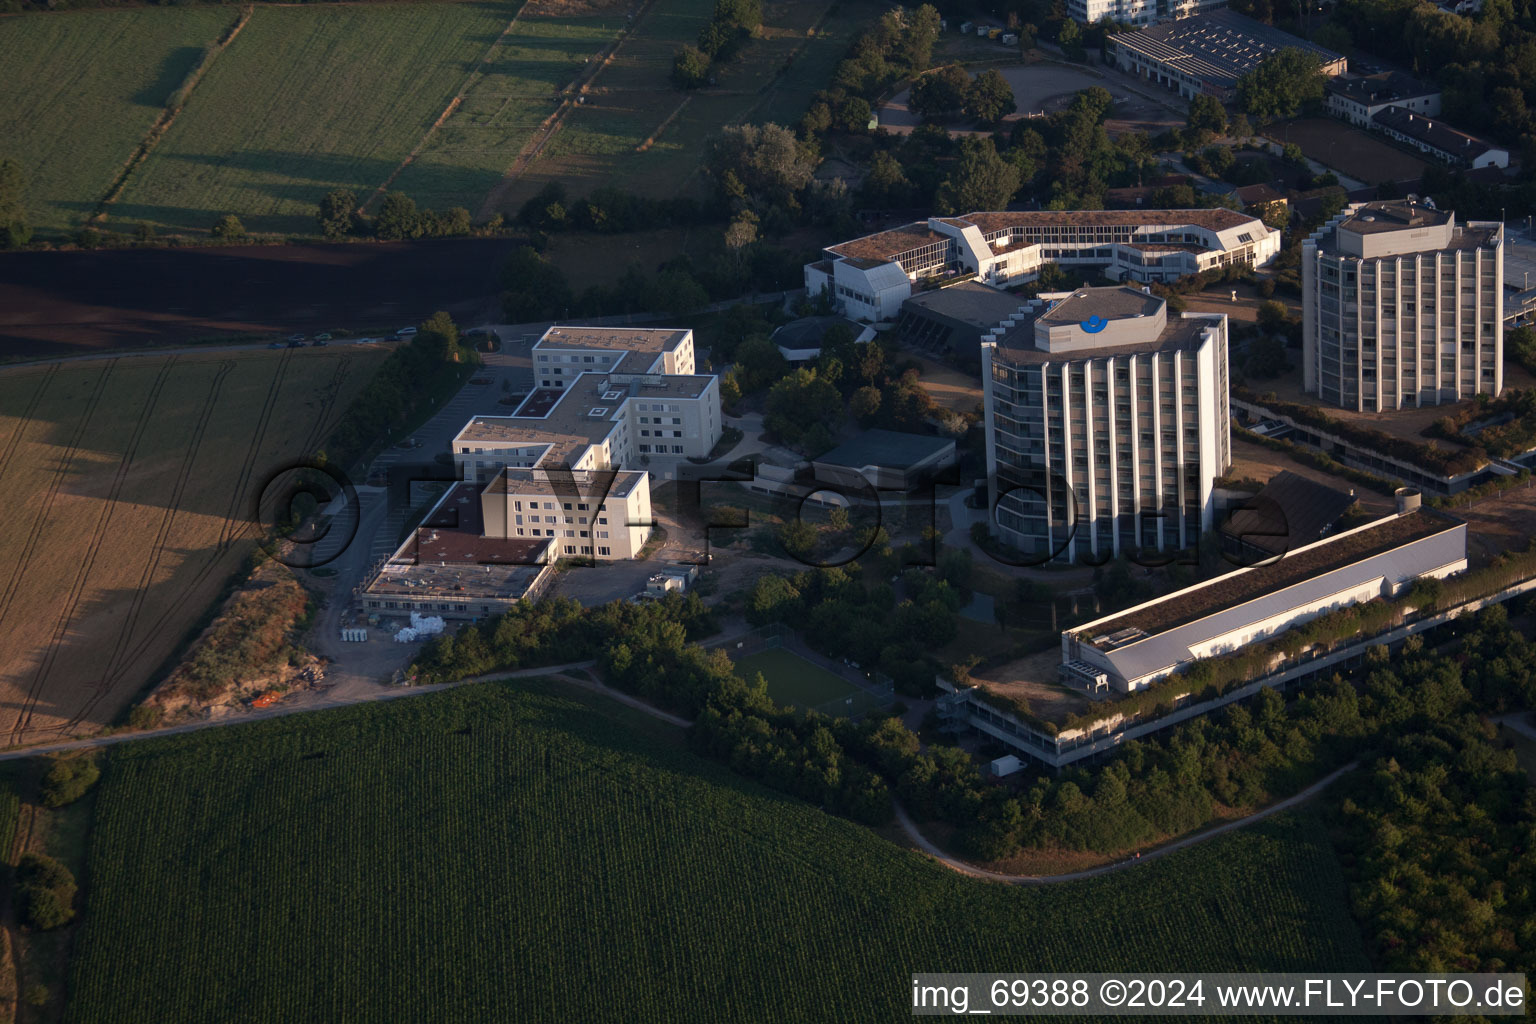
[0,347,387,747]
[65,677,1368,1022]
[0,8,240,235]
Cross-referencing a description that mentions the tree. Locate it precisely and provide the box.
[1186,94,1227,138]
[499,246,573,322]
[765,368,841,445]
[908,65,971,122]
[1237,48,1327,121]
[850,384,882,425]
[0,157,30,250]
[935,137,1020,214]
[897,4,942,72]
[210,214,246,241]
[15,853,75,931]
[41,756,99,808]
[724,208,759,256]
[317,188,358,239]
[860,150,915,208]
[705,123,817,210]
[1257,299,1291,335]
[374,191,423,240]
[673,45,711,89]
[967,69,1017,124]
[1313,22,1352,55]
[1243,334,1290,378]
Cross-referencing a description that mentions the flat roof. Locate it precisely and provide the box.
[1338,199,1452,234]
[813,428,954,471]
[1220,470,1355,556]
[994,308,1215,365]
[485,467,645,500]
[536,325,689,355]
[902,280,1029,328]
[1036,286,1162,327]
[823,209,1263,264]
[1112,9,1344,89]
[1082,507,1460,643]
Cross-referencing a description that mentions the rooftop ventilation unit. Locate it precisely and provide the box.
[588,407,610,418]
[602,390,625,401]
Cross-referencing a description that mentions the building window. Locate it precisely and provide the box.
[598,546,611,556]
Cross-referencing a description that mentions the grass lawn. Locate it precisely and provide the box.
[110,2,518,236]
[0,7,240,236]
[0,346,387,746]
[64,677,1368,1022]
[734,645,858,708]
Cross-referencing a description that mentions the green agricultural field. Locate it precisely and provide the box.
[0,8,239,236]
[734,645,861,708]
[109,2,518,236]
[505,0,868,209]
[65,678,1367,1023]
[390,14,626,214]
[0,347,387,747]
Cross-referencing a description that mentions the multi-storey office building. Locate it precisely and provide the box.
[1302,200,1504,411]
[806,209,1280,323]
[981,286,1232,564]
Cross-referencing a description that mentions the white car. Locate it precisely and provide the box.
[397,326,418,337]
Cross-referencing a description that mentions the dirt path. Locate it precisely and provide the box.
[895,760,1360,885]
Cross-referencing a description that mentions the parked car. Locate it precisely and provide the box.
[354,337,378,345]
[287,333,306,343]
[311,338,329,347]
[397,326,418,337]
[267,341,285,349]
[313,332,332,342]
[286,340,304,348]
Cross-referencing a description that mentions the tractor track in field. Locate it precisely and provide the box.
[7,356,180,746]
[70,354,355,733]
[1,361,120,746]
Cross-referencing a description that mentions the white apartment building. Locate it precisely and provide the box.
[1302,200,1504,411]
[981,286,1232,564]
[533,325,698,388]
[807,209,1279,323]
[480,468,654,560]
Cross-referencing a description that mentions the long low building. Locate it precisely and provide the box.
[807,208,1280,322]
[1108,9,1345,101]
[1060,501,1467,693]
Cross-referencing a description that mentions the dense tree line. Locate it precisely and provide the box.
[322,312,478,469]
[0,157,31,249]
[316,188,474,242]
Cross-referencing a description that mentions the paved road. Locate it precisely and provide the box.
[895,760,1361,885]
[1497,711,1536,744]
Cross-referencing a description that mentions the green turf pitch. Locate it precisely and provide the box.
[732,646,860,709]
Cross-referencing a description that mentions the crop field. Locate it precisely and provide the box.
[0,347,387,747]
[109,2,519,236]
[390,14,627,213]
[503,0,866,209]
[65,677,1367,1022]
[0,8,239,235]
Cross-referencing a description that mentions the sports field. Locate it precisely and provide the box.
[63,678,1368,1022]
[0,7,240,235]
[0,347,387,747]
[733,645,888,714]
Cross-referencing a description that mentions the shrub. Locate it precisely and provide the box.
[16,852,76,931]
[41,756,100,808]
